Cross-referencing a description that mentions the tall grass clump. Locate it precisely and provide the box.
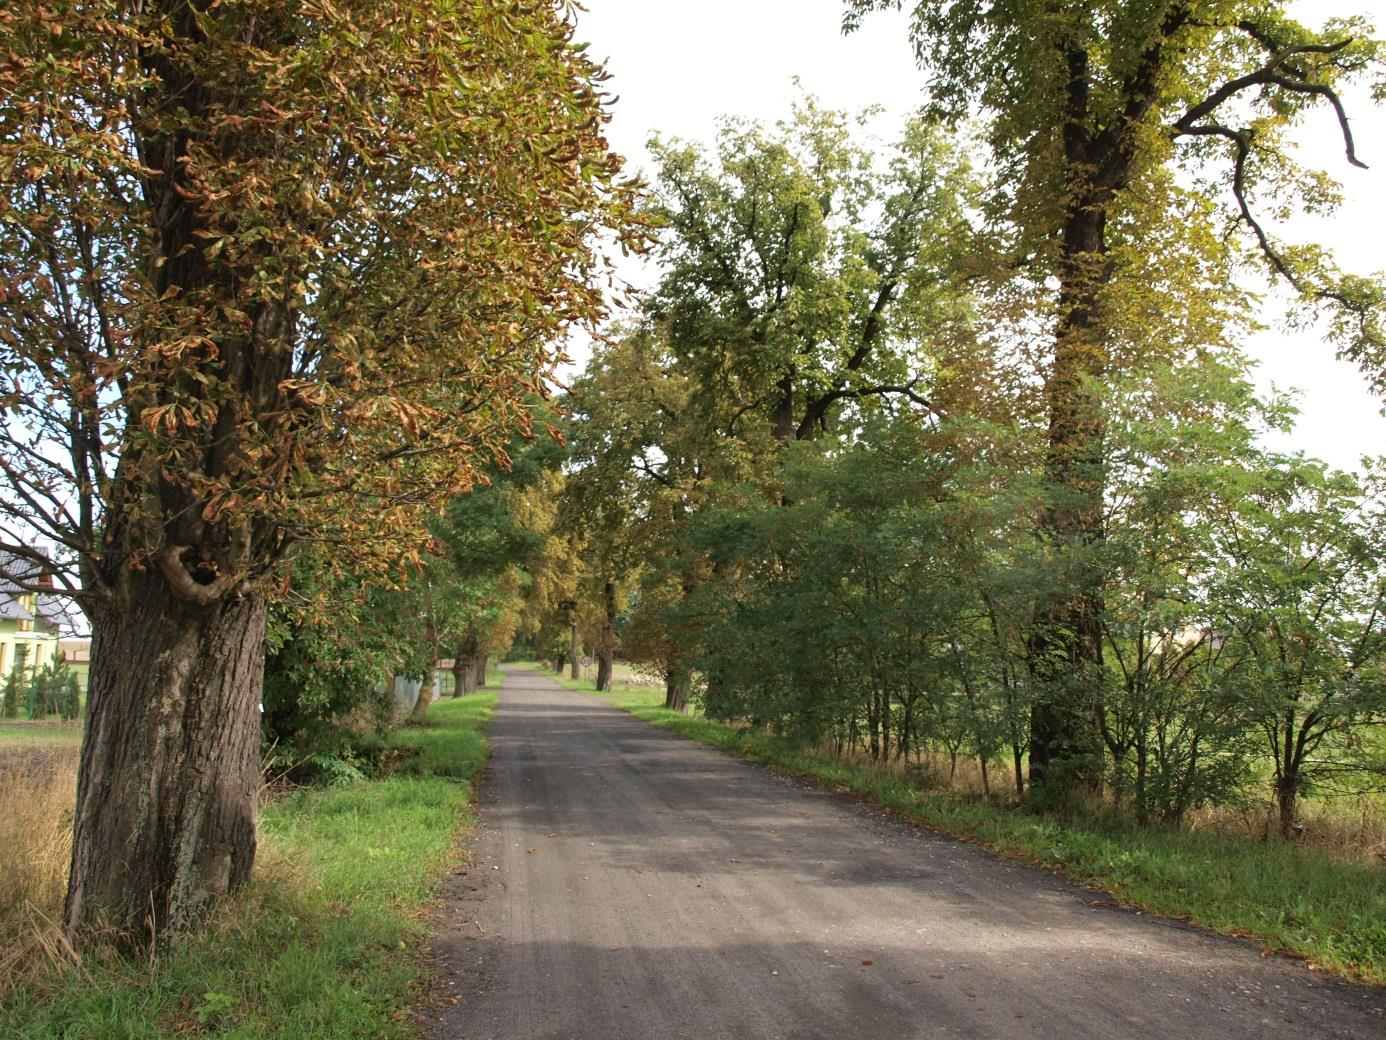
[0,748,80,999]
[0,749,78,924]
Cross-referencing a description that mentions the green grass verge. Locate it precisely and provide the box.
[524,663,1386,987]
[0,690,495,1039]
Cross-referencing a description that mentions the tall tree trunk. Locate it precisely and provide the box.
[411,664,437,721]
[1276,777,1298,839]
[665,665,689,712]
[1022,14,1188,803]
[474,656,486,689]
[454,632,479,696]
[410,591,439,720]
[1027,159,1111,803]
[65,574,266,946]
[1277,716,1301,838]
[772,373,795,442]
[879,687,891,764]
[596,580,615,692]
[569,618,580,681]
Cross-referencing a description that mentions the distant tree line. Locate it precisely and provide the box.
[558,0,1386,835]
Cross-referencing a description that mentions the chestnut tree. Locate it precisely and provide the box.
[0,0,637,946]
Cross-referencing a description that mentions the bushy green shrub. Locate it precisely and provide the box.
[1,669,20,719]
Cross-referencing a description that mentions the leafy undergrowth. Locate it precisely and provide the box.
[527,663,1386,987]
[0,691,495,1039]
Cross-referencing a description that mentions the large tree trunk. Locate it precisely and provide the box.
[772,373,795,442]
[1276,775,1299,839]
[665,665,689,713]
[455,657,477,695]
[62,3,299,950]
[569,619,580,681]
[596,580,616,692]
[454,633,480,696]
[65,574,266,947]
[1027,142,1111,803]
[474,656,486,689]
[411,663,437,721]
[1276,718,1301,839]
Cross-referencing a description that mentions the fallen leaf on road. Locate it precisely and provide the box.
[861,959,874,966]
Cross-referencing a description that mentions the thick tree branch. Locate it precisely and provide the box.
[156,545,244,607]
[1170,28,1371,318]
[794,379,932,440]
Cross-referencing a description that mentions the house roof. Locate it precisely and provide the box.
[0,550,51,592]
[0,597,34,623]
[0,551,64,634]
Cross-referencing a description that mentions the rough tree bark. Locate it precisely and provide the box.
[569,617,580,681]
[1276,776,1300,839]
[65,574,266,944]
[410,664,437,721]
[1024,23,1153,800]
[64,2,296,942]
[665,665,690,713]
[454,632,480,696]
[595,580,616,692]
[1026,200,1109,797]
[410,591,439,720]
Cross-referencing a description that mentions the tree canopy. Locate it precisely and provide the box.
[0,0,640,600]
[0,0,639,946]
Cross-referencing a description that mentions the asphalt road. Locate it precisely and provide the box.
[427,666,1385,1040]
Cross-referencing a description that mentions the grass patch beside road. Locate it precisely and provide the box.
[526,662,1386,987]
[0,690,495,1038]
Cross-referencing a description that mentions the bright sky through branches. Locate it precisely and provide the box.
[572,0,1386,471]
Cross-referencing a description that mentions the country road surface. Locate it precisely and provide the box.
[426,666,1384,1040]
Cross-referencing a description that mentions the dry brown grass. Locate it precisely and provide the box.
[0,747,78,917]
[835,746,1020,800]
[1188,793,1386,863]
[831,743,1386,862]
[0,746,81,996]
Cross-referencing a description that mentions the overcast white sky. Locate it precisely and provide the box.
[570,0,1386,472]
